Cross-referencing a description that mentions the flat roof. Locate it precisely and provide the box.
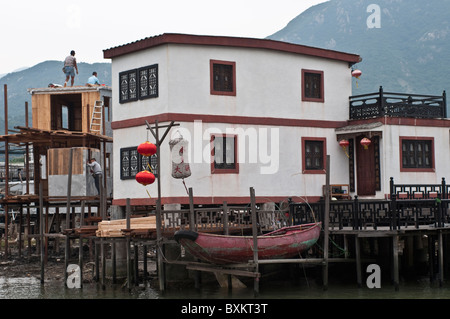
[28,85,112,95]
[103,33,361,64]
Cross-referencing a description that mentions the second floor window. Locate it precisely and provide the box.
[210,60,236,96]
[302,69,324,102]
[119,64,158,103]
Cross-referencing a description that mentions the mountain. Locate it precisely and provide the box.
[0,61,111,132]
[268,0,450,98]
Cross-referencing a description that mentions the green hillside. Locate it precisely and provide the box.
[0,61,111,132]
[268,0,450,99]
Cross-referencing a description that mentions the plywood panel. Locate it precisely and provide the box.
[48,147,92,175]
[32,94,51,130]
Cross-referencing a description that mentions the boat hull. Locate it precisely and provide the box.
[174,223,321,264]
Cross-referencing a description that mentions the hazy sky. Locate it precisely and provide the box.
[0,0,328,75]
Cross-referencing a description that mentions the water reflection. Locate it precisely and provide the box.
[1,276,450,299]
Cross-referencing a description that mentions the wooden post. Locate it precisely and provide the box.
[438,230,444,287]
[112,239,116,284]
[18,205,23,257]
[143,244,148,282]
[144,120,179,292]
[101,237,106,290]
[323,155,330,290]
[39,182,45,284]
[65,148,73,230]
[94,240,99,282]
[392,235,399,291]
[134,243,139,286]
[189,187,195,231]
[78,235,83,289]
[156,199,165,291]
[126,198,132,290]
[223,201,229,235]
[250,187,259,296]
[355,236,362,288]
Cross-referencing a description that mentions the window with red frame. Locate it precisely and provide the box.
[302,137,326,174]
[302,69,324,102]
[401,139,433,170]
[211,135,238,174]
[210,60,236,96]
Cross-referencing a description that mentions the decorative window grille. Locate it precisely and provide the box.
[139,64,158,99]
[119,70,138,103]
[402,139,433,169]
[119,65,158,103]
[120,146,158,179]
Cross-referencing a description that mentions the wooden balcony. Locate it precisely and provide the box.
[349,86,447,120]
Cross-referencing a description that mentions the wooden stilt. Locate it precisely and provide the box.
[112,239,116,284]
[250,187,259,297]
[95,240,99,282]
[126,198,132,290]
[79,235,83,289]
[101,237,106,290]
[355,235,362,288]
[393,235,399,291]
[134,243,139,286]
[143,244,148,282]
[438,230,444,287]
[323,155,330,290]
[39,183,44,284]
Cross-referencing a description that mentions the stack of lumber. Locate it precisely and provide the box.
[96,216,157,237]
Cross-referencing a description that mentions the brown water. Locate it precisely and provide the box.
[1,275,449,299]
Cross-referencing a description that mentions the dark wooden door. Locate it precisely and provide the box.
[356,135,376,196]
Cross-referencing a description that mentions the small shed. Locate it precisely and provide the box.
[28,85,112,134]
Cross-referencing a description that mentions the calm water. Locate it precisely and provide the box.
[1,275,449,299]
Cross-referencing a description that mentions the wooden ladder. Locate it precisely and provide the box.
[90,100,103,134]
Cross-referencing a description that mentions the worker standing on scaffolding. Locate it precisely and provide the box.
[86,158,102,195]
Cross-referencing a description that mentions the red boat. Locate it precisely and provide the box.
[174,222,321,264]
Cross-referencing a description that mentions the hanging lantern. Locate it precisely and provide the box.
[360,137,371,150]
[339,139,350,158]
[339,139,350,149]
[135,170,156,186]
[351,69,362,79]
[137,141,157,157]
[352,69,362,88]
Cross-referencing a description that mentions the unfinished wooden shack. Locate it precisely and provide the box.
[0,84,113,258]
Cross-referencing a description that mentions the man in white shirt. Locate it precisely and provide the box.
[86,158,102,194]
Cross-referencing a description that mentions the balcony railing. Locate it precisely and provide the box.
[349,86,447,120]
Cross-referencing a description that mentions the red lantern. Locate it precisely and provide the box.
[351,69,362,78]
[137,141,157,157]
[360,137,371,150]
[339,139,350,149]
[339,139,350,158]
[135,170,156,186]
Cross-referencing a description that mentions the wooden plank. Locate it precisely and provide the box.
[185,264,260,278]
